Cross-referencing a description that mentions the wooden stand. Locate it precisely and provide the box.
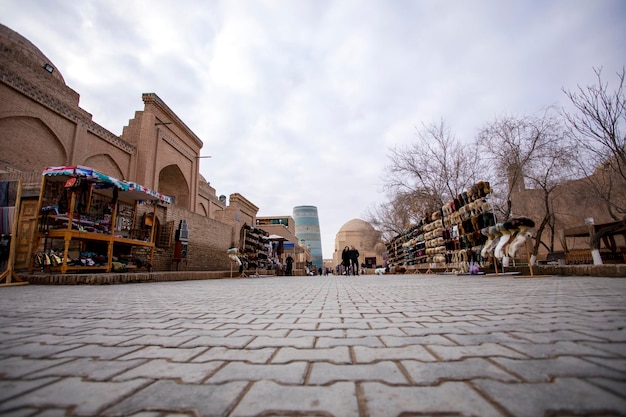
[28,167,167,274]
[1,180,28,286]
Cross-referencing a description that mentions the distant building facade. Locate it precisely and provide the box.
[0,23,264,272]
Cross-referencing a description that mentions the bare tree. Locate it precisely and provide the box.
[365,190,423,241]
[385,119,481,215]
[562,67,626,263]
[523,124,577,260]
[562,67,626,219]
[476,110,562,220]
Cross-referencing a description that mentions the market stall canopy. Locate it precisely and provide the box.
[42,165,173,204]
[265,234,287,241]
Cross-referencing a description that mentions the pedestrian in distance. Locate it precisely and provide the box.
[285,254,294,276]
[349,245,360,275]
[341,246,351,275]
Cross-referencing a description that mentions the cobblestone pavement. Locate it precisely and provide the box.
[1,274,625,417]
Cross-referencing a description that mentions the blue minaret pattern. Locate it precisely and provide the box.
[293,205,323,269]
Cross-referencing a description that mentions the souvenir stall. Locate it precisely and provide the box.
[29,166,172,274]
[385,181,498,274]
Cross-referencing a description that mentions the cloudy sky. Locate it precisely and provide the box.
[2,0,624,259]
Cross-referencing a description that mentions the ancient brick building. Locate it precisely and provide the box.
[0,23,259,273]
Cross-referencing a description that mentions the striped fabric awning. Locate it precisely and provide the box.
[42,165,172,204]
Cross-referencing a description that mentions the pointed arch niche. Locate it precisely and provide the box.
[83,154,124,180]
[158,164,190,209]
[0,116,66,171]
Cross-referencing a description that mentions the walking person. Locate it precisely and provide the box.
[285,254,294,276]
[349,245,360,275]
[341,246,351,275]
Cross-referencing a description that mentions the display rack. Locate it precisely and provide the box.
[241,225,269,276]
[0,180,28,286]
[386,181,496,273]
[29,166,172,274]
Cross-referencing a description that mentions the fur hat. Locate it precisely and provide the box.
[508,216,535,230]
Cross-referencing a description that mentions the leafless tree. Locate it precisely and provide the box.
[476,110,563,221]
[385,119,482,214]
[523,125,577,257]
[561,67,626,259]
[562,67,626,220]
[365,190,423,241]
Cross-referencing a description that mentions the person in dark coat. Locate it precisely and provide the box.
[285,254,294,276]
[341,246,351,275]
[349,245,360,275]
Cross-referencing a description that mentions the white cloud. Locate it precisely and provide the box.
[1,0,624,258]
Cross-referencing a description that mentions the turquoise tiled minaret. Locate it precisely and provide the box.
[293,205,323,269]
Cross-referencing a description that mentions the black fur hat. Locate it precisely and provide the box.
[509,216,536,230]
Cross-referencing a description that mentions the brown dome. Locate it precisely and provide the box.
[338,218,375,233]
[0,23,65,84]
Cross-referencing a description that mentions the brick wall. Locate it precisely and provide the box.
[158,205,233,271]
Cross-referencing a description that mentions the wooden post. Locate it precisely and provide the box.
[1,180,28,286]
[526,239,534,277]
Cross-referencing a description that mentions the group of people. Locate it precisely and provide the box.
[341,245,360,275]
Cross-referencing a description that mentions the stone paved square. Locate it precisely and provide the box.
[1,274,625,416]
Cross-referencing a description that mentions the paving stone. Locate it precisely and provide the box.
[587,377,626,398]
[246,336,315,349]
[272,346,351,364]
[266,321,319,330]
[8,334,87,346]
[113,358,223,383]
[190,346,275,363]
[582,356,626,372]
[345,327,406,337]
[576,327,626,342]
[175,322,227,331]
[491,355,626,382]
[116,346,207,361]
[380,334,456,347]
[27,358,147,381]
[315,336,384,348]
[104,380,248,417]
[230,380,359,417]
[399,325,467,335]
[0,342,84,359]
[309,361,407,384]
[402,357,520,384]
[178,336,253,348]
[353,345,436,363]
[445,332,528,345]
[317,321,371,330]
[0,377,148,415]
[51,344,143,360]
[0,357,74,378]
[427,342,528,360]
[361,381,503,417]
[229,328,289,337]
[288,329,345,337]
[55,334,144,347]
[206,361,307,384]
[0,377,58,403]
[474,377,626,416]
[116,335,196,348]
[509,329,606,343]
[114,328,187,337]
[500,340,619,358]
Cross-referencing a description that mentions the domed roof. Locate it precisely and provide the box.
[338,218,375,233]
[0,23,65,84]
